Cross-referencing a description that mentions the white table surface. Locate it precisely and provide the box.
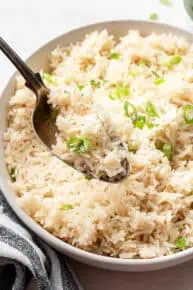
[1,0,193,289]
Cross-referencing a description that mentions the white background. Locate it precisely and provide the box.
[1,0,193,289]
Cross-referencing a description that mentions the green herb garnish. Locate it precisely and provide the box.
[154,78,165,85]
[155,140,173,160]
[149,13,158,21]
[90,79,101,88]
[160,0,172,6]
[8,167,16,182]
[124,101,138,122]
[129,71,139,78]
[109,52,120,59]
[152,70,165,86]
[139,59,149,67]
[146,101,159,118]
[134,115,146,129]
[175,237,187,250]
[183,104,193,124]
[164,55,182,69]
[43,73,58,86]
[162,143,173,161]
[61,204,73,210]
[77,84,84,91]
[109,84,129,100]
[67,137,93,154]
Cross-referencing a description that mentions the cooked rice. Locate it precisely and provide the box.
[4,30,193,259]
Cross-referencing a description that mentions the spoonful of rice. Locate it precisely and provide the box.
[0,36,129,182]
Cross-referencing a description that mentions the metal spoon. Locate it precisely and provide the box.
[0,36,129,182]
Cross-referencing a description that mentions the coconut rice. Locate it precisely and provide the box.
[4,29,193,259]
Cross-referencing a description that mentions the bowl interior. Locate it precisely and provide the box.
[2,20,193,271]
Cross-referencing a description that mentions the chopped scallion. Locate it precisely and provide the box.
[134,115,146,129]
[61,204,73,210]
[124,102,138,122]
[160,0,172,6]
[152,70,165,86]
[164,55,182,69]
[175,237,186,250]
[152,70,160,78]
[149,13,158,21]
[90,79,101,88]
[183,104,193,124]
[77,84,84,91]
[139,59,149,67]
[109,52,120,59]
[155,140,173,161]
[154,78,165,86]
[67,137,93,154]
[43,73,58,86]
[162,143,173,161]
[146,101,159,118]
[129,71,139,78]
[109,84,129,100]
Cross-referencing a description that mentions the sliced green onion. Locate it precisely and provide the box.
[90,79,101,88]
[152,70,160,78]
[154,78,165,86]
[61,204,73,210]
[124,102,137,122]
[152,70,165,86]
[175,237,186,250]
[134,115,146,129]
[146,101,159,118]
[162,143,173,161]
[109,52,120,59]
[43,73,58,86]
[139,59,149,67]
[164,55,182,69]
[147,120,157,129]
[67,137,93,154]
[116,84,129,98]
[77,84,84,91]
[149,13,158,21]
[129,71,139,78]
[183,104,193,124]
[160,0,172,6]
[109,84,129,100]
[155,140,173,160]
[8,167,16,182]
[50,107,59,121]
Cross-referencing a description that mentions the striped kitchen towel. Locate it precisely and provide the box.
[0,192,82,290]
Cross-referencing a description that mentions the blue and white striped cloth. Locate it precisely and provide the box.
[0,192,82,290]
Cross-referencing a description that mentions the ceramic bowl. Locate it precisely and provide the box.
[1,20,193,272]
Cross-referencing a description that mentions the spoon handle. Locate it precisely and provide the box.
[0,36,46,96]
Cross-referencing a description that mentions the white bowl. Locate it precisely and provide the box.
[1,20,193,272]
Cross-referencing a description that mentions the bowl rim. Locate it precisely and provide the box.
[1,19,193,270]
